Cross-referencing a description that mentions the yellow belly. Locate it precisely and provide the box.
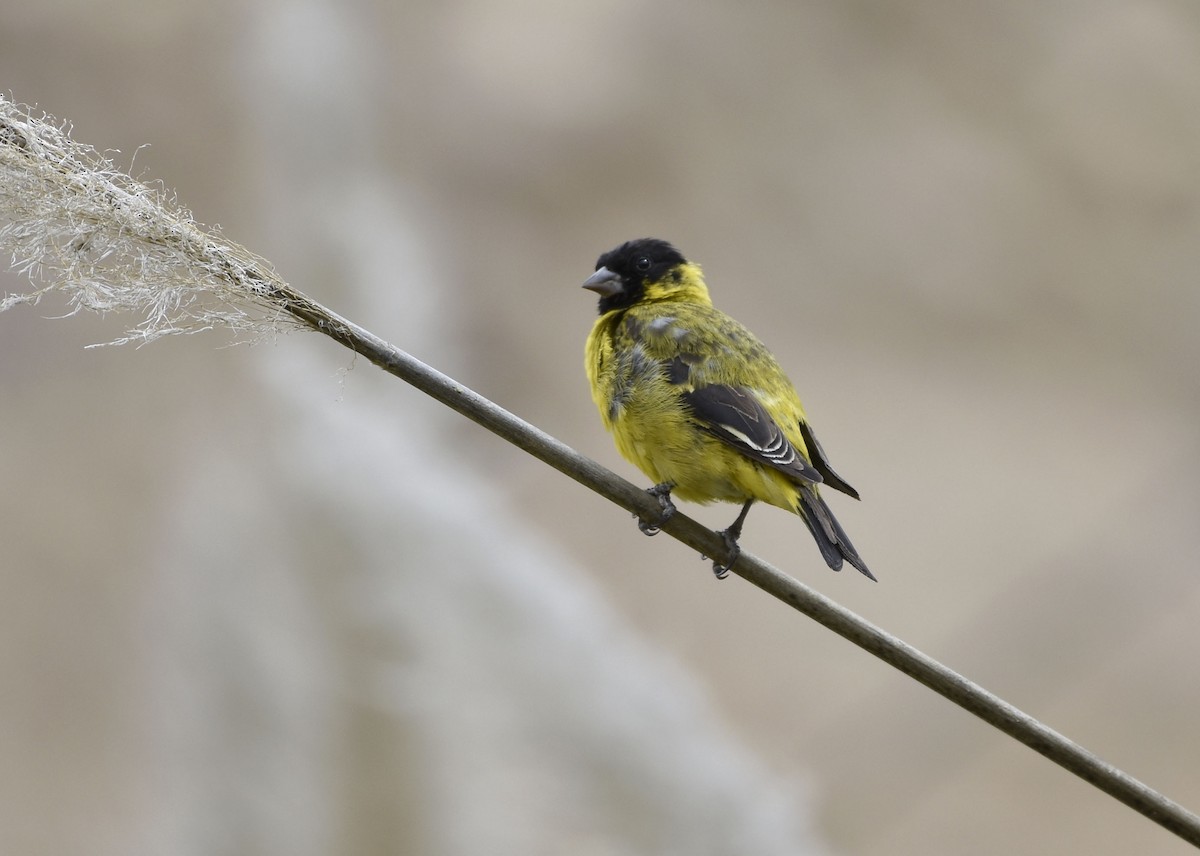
[610,396,801,512]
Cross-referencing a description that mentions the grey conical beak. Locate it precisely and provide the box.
[582,266,624,298]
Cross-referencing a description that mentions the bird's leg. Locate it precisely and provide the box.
[637,482,677,535]
[711,499,755,579]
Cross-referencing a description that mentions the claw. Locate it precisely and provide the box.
[638,518,663,536]
[637,482,676,536]
[710,529,741,579]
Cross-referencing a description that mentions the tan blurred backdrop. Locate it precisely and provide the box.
[3,1,1200,854]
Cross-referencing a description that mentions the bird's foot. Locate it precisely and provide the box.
[637,483,676,536]
[708,499,753,579]
[710,528,742,579]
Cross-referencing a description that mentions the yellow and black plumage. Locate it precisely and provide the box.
[583,238,873,580]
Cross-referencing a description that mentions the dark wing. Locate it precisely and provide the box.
[798,420,860,500]
[681,385,823,486]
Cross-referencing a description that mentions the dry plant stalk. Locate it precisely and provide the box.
[0,94,314,345]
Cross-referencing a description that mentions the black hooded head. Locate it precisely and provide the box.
[582,238,688,313]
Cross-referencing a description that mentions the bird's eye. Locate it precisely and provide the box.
[634,256,652,272]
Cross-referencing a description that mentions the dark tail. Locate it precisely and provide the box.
[798,488,875,581]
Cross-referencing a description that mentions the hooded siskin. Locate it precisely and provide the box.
[583,238,872,579]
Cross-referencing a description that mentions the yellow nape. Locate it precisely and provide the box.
[641,262,713,306]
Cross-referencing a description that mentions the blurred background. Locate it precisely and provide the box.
[3,1,1200,854]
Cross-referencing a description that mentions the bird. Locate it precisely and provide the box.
[582,238,873,580]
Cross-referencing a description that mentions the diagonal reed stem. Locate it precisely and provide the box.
[271,295,1200,849]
